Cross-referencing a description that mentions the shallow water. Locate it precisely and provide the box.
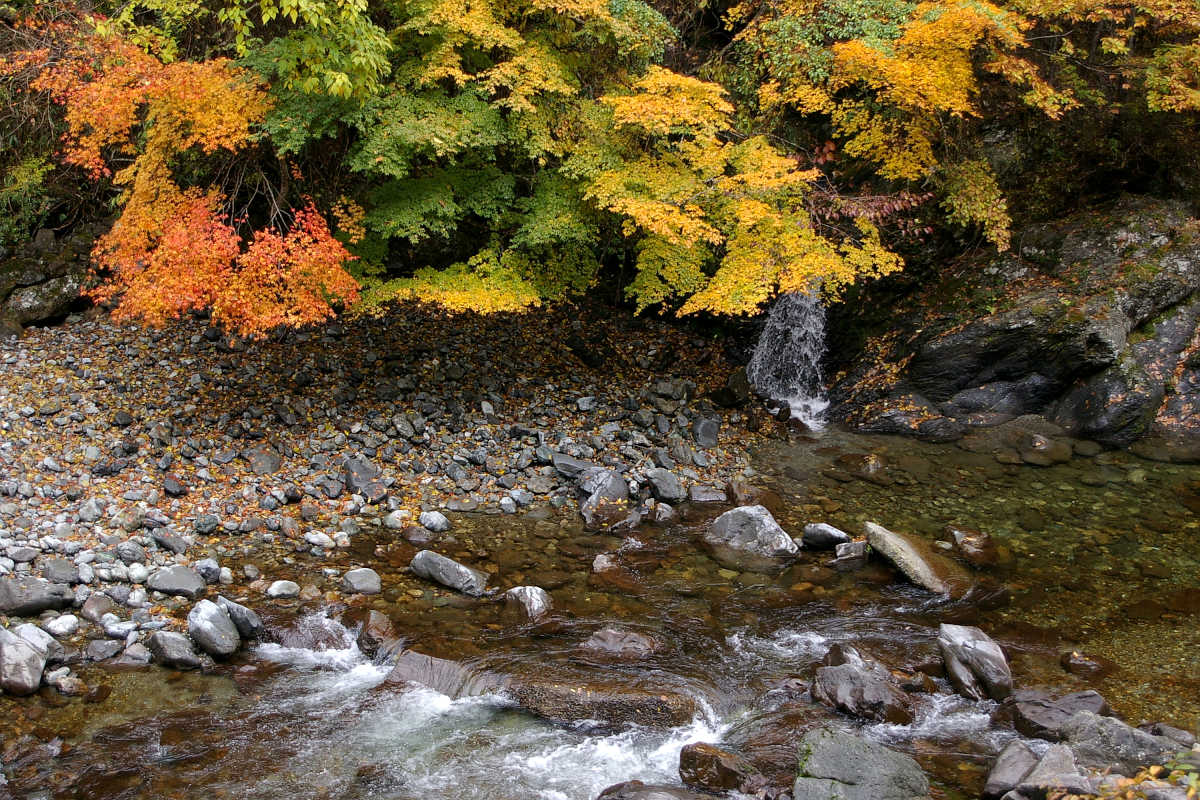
[4,431,1199,799]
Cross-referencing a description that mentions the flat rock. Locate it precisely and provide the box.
[793,726,930,800]
[507,673,697,729]
[678,742,762,794]
[1013,690,1112,740]
[146,565,206,600]
[0,576,73,616]
[580,627,661,660]
[410,550,488,596]
[866,522,973,599]
[597,782,713,800]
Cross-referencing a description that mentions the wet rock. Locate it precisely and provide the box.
[418,510,450,532]
[0,627,46,695]
[342,567,382,595]
[984,740,1040,799]
[831,540,868,571]
[507,674,697,728]
[1059,650,1116,678]
[679,742,763,794]
[643,468,686,503]
[0,576,73,615]
[1012,690,1113,741]
[86,639,122,661]
[792,726,930,800]
[688,485,726,503]
[803,523,852,549]
[1017,433,1074,466]
[578,467,630,529]
[810,645,914,724]
[948,525,998,567]
[146,565,206,600]
[215,596,264,639]
[580,627,660,660]
[410,550,488,596]
[866,522,973,599]
[597,781,713,800]
[343,609,401,659]
[937,623,1012,701]
[1012,743,1097,798]
[147,631,202,670]
[266,580,300,598]
[187,599,240,657]
[384,649,500,697]
[1060,711,1185,776]
[703,505,799,571]
[504,586,552,621]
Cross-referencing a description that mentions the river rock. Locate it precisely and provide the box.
[86,639,122,661]
[42,558,79,584]
[146,565,206,600]
[0,576,73,615]
[678,742,763,794]
[507,674,697,728]
[792,726,930,800]
[597,782,713,800]
[1060,711,1185,776]
[1012,744,1097,798]
[384,649,500,697]
[937,623,1013,701]
[948,526,999,567]
[266,580,300,598]
[578,467,630,529]
[418,511,450,532]
[580,627,660,660]
[643,468,686,503]
[504,586,552,621]
[803,523,852,549]
[147,630,202,670]
[703,505,799,571]
[410,550,488,596]
[866,523,973,598]
[342,567,382,595]
[983,740,1041,799]
[343,609,401,659]
[216,595,264,639]
[43,614,79,638]
[342,455,381,492]
[12,623,61,662]
[0,627,46,695]
[810,645,914,724]
[1012,690,1113,740]
[187,599,240,657]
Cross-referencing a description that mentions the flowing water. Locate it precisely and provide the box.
[747,293,830,428]
[4,432,1200,800]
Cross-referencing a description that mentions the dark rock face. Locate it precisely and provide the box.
[829,197,1200,454]
[678,742,762,794]
[1012,690,1113,741]
[792,726,930,800]
[0,231,92,329]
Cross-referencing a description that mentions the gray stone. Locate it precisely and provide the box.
[792,726,930,800]
[803,522,852,549]
[146,565,206,599]
[688,485,727,503]
[81,593,116,622]
[114,539,146,565]
[342,455,381,492]
[703,505,798,570]
[0,576,73,615]
[13,623,62,662]
[1060,711,1185,776]
[937,623,1013,701]
[342,567,382,595]
[245,444,282,475]
[643,468,686,503]
[266,580,300,598]
[693,417,720,448]
[1016,744,1097,797]
[984,740,1040,799]
[0,627,46,695]
[187,599,240,657]
[810,645,913,724]
[504,586,552,621]
[43,614,79,638]
[577,467,629,529]
[194,558,221,583]
[1013,690,1113,740]
[865,522,973,599]
[152,529,190,555]
[86,639,122,661]
[216,595,264,639]
[580,627,660,660]
[42,558,79,584]
[410,550,488,596]
[147,630,202,669]
[194,514,219,535]
[418,511,450,532]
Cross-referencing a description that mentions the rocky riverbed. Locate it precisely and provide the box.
[1,308,1198,800]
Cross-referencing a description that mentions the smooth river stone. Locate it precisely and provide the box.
[864,522,973,598]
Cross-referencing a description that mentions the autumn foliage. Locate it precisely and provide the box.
[1,0,1197,328]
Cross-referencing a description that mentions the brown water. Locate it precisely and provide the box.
[3,432,1198,800]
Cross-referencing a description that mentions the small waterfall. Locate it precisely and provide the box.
[747,292,830,428]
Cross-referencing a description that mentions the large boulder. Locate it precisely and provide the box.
[643,468,686,503]
[678,742,763,794]
[577,467,630,529]
[865,523,973,599]
[1012,690,1113,740]
[1060,711,1185,776]
[792,726,930,800]
[810,645,913,724]
[983,740,1041,799]
[703,505,799,571]
[409,550,488,596]
[186,599,240,657]
[147,630,202,670]
[0,248,87,327]
[215,595,264,640]
[937,623,1013,701]
[0,577,74,616]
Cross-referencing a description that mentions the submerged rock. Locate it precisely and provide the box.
[384,649,500,697]
[409,550,488,596]
[792,726,930,800]
[579,627,661,660]
[866,523,973,598]
[703,505,799,571]
[937,623,1013,701]
[678,742,763,794]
